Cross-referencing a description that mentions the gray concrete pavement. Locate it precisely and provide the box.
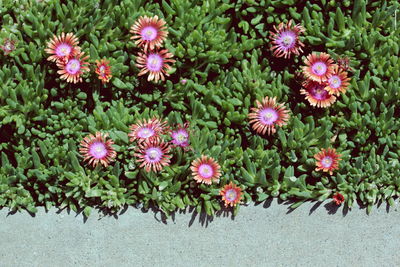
[0,199,399,267]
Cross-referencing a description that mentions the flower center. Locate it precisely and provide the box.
[321,156,333,168]
[198,164,214,179]
[4,42,12,51]
[89,142,107,159]
[225,189,237,202]
[172,129,189,144]
[177,133,187,142]
[137,127,155,139]
[311,62,327,76]
[310,86,329,100]
[66,59,81,75]
[141,26,158,41]
[56,43,72,57]
[259,108,278,125]
[328,76,342,89]
[145,147,162,162]
[146,54,163,72]
[279,31,296,48]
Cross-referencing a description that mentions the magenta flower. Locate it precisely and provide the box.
[128,117,168,143]
[190,155,221,185]
[136,49,175,82]
[248,96,290,135]
[1,38,16,55]
[134,139,171,172]
[79,132,117,167]
[44,32,80,63]
[269,20,305,59]
[130,15,168,52]
[170,122,190,150]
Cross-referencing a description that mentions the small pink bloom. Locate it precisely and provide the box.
[136,49,176,82]
[79,132,117,167]
[220,182,243,207]
[44,32,80,63]
[128,117,168,143]
[170,122,190,150]
[248,96,290,135]
[130,15,168,52]
[1,38,16,55]
[134,139,171,172]
[190,155,221,185]
[56,51,90,84]
[269,20,305,59]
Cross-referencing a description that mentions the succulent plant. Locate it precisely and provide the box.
[0,0,399,218]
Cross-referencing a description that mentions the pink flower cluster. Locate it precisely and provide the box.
[130,15,175,82]
[255,19,351,205]
[44,32,112,84]
[80,118,190,173]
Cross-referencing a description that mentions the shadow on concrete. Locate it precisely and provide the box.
[142,204,238,227]
[126,201,243,227]
[1,194,394,226]
[3,208,35,218]
[323,202,341,215]
[254,197,273,209]
[309,201,323,215]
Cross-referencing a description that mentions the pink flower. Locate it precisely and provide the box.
[314,148,341,175]
[170,122,190,150]
[269,20,305,58]
[302,52,335,83]
[134,139,171,172]
[136,49,175,82]
[248,96,290,135]
[44,32,80,63]
[191,155,221,185]
[56,51,90,83]
[300,80,337,108]
[220,182,243,207]
[79,132,117,167]
[128,117,168,143]
[130,15,168,52]
[1,38,16,55]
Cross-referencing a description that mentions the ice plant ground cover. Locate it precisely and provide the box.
[0,0,399,218]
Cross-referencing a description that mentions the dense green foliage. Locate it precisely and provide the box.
[0,0,399,217]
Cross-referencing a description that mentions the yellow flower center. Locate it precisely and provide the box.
[324,158,332,165]
[282,36,292,46]
[99,66,106,75]
[149,150,158,160]
[264,113,273,119]
[151,58,159,66]
[177,134,187,142]
[227,191,236,199]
